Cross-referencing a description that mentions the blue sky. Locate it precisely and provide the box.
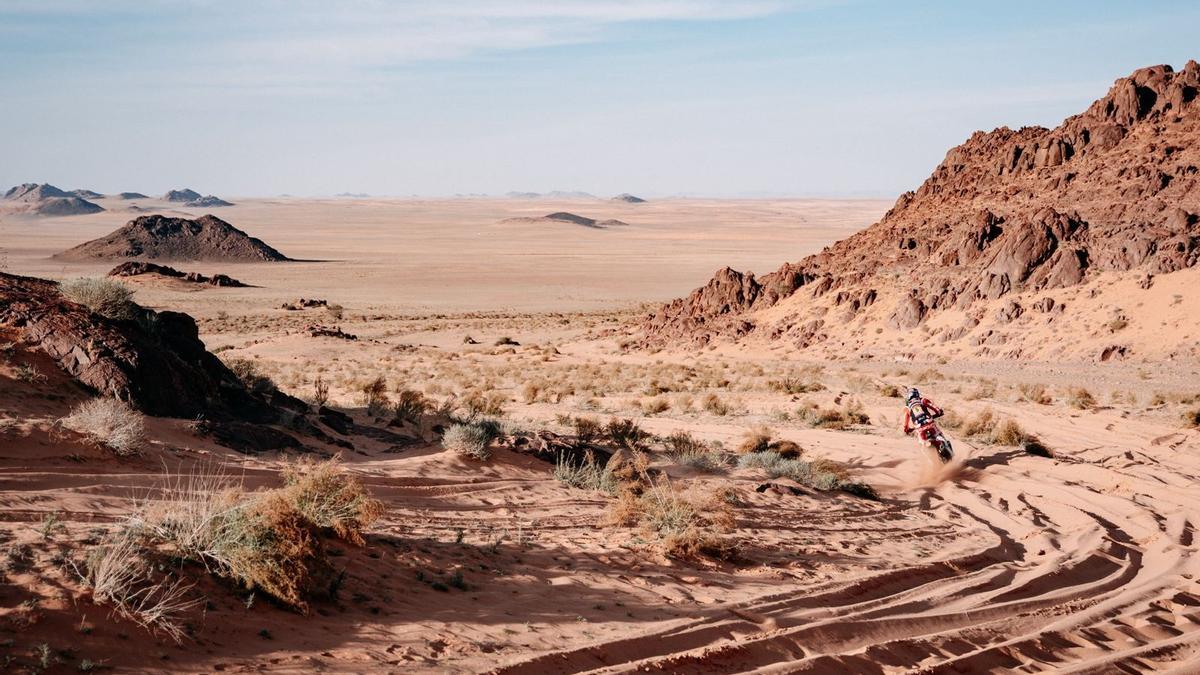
[1,0,1197,198]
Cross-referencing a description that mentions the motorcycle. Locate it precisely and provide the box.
[915,420,954,463]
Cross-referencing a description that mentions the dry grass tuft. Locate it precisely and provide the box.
[1065,387,1097,410]
[280,457,385,545]
[735,426,803,459]
[796,400,870,430]
[79,532,200,643]
[662,431,727,472]
[442,422,496,461]
[59,277,136,320]
[606,479,735,558]
[59,397,145,455]
[132,460,382,614]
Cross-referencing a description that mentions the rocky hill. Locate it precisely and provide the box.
[185,195,234,207]
[502,212,629,228]
[164,188,202,202]
[117,191,149,199]
[642,62,1200,361]
[612,193,646,203]
[54,214,291,262]
[3,182,105,215]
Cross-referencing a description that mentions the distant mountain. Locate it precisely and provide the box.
[117,192,149,200]
[505,191,597,199]
[68,189,105,199]
[163,188,202,202]
[612,193,646,203]
[501,212,628,229]
[55,214,291,262]
[3,183,104,216]
[185,195,234,207]
[4,183,70,201]
[335,192,370,198]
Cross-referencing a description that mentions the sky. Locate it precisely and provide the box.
[1,0,1197,198]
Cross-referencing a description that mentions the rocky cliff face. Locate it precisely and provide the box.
[643,62,1200,352]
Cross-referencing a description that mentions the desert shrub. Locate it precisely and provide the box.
[1107,318,1128,332]
[494,336,519,346]
[1023,438,1054,458]
[461,389,507,417]
[312,376,329,407]
[133,462,382,614]
[521,381,541,404]
[605,417,649,450]
[59,278,136,320]
[1184,408,1200,429]
[207,491,334,612]
[767,377,824,395]
[736,426,773,455]
[391,389,430,425]
[572,416,602,443]
[359,376,390,415]
[325,303,344,321]
[992,419,1028,446]
[79,532,199,642]
[878,383,903,398]
[662,431,726,472]
[442,422,495,461]
[554,454,616,493]
[641,397,671,415]
[60,397,145,455]
[737,451,876,499]
[280,457,385,545]
[796,400,870,430]
[606,480,735,558]
[14,363,47,384]
[1017,383,1053,405]
[1065,387,1096,410]
[701,393,730,416]
[956,409,1039,447]
[226,359,277,395]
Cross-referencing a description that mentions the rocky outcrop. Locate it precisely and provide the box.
[55,214,291,262]
[643,61,1200,347]
[612,193,646,203]
[501,212,628,229]
[185,195,234,207]
[69,189,104,199]
[164,188,202,202]
[117,192,149,200]
[3,183,104,216]
[0,272,278,421]
[108,261,248,287]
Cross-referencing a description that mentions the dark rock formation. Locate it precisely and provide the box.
[108,261,248,287]
[502,212,628,229]
[55,214,291,262]
[643,61,1200,347]
[0,272,280,421]
[164,188,202,202]
[117,192,149,200]
[185,195,234,207]
[612,193,646,203]
[69,189,105,199]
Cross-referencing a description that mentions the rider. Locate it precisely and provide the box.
[902,387,944,443]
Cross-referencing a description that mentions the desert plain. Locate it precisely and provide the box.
[1,187,1199,673]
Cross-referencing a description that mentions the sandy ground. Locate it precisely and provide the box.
[2,197,1199,673]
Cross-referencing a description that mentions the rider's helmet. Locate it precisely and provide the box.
[905,387,921,404]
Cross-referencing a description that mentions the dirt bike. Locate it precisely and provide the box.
[914,420,954,463]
